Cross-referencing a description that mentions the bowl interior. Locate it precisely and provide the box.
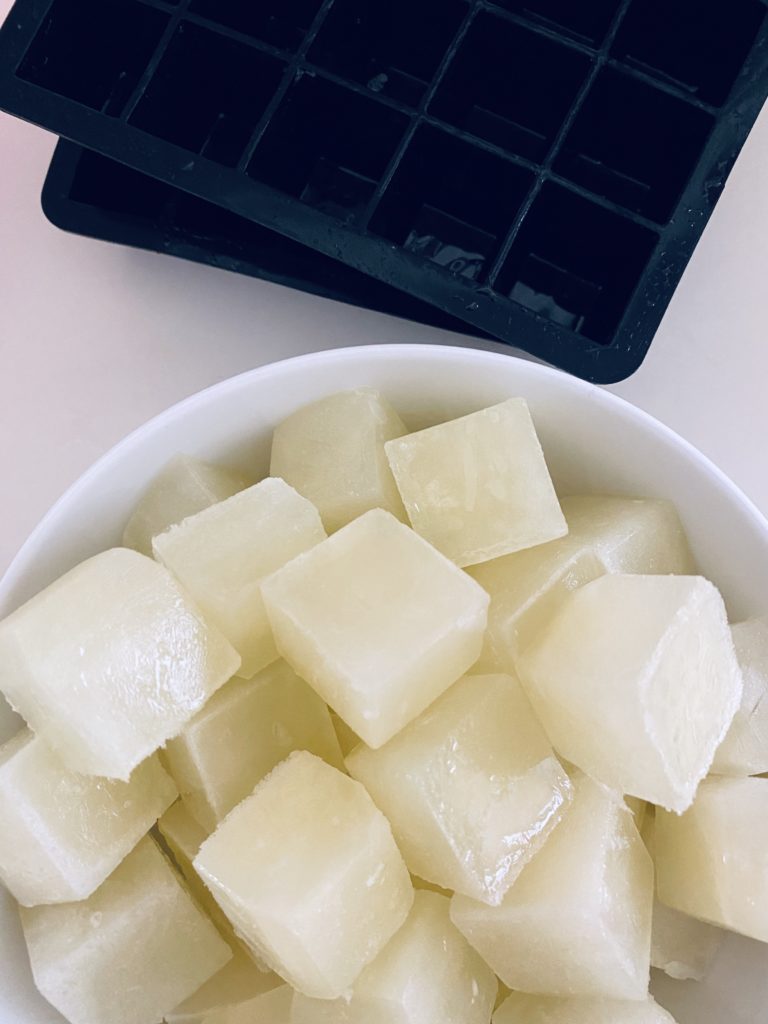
[1,344,767,1023]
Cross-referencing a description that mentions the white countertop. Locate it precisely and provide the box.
[1,57,767,576]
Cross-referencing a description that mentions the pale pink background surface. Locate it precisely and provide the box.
[0,0,767,574]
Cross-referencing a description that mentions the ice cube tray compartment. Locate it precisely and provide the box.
[2,0,767,382]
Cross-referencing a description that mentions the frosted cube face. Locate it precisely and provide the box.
[291,891,497,1024]
[0,729,176,906]
[166,949,281,1023]
[493,992,676,1024]
[451,774,653,1000]
[164,661,343,831]
[651,900,723,981]
[153,479,326,679]
[385,399,566,568]
[262,510,489,748]
[517,574,742,812]
[471,495,693,670]
[712,617,768,776]
[0,549,240,780]
[270,388,407,532]
[347,673,572,904]
[20,836,232,1024]
[123,454,251,556]
[194,751,413,998]
[655,776,768,942]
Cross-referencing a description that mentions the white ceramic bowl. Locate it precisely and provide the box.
[1,344,767,1024]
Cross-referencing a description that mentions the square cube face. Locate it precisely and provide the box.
[270,389,407,533]
[0,729,177,906]
[195,752,414,998]
[385,399,566,568]
[20,837,232,1024]
[494,992,675,1024]
[655,777,768,943]
[123,454,252,556]
[153,479,327,678]
[517,575,742,812]
[347,673,573,904]
[0,549,240,780]
[450,774,653,1000]
[711,617,768,776]
[291,891,497,1024]
[164,661,343,831]
[261,510,489,748]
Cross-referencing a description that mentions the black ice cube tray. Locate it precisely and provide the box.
[41,138,486,338]
[1,0,767,382]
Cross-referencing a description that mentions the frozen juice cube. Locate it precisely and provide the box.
[471,495,693,670]
[451,773,653,1000]
[655,776,768,942]
[291,891,497,1024]
[123,454,251,556]
[347,673,572,904]
[20,836,232,1024]
[650,900,723,981]
[166,948,282,1023]
[194,751,413,999]
[0,729,176,906]
[163,661,343,831]
[385,398,566,568]
[270,388,407,532]
[493,992,677,1024]
[0,549,240,780]
[153,479,326,678]
[712,616,768,775]
[517,575,742,812]
[261,509,489,748]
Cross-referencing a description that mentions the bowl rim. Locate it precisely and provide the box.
[2,343,767,607]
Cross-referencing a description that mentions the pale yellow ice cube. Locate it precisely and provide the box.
[20,836,231,1024]
[0,729,176,906]
[123,454,251,556]
[655,776,768,942]
[385,398,566,567]
[194,751,413,998]
[261,509,489,748]
[166,949,282,1023]
[291,891,497,1024]
[517,574,742,812]
[270,388,407,532]
[650,900,723,981]
[153,479,326,678]
[471,495,693,670]
[493,992,676,1023]
[163,661,343,831]
[450,773,653,1000]
[0,549,240,780]
[347,673,572,904]
[712,616,768,776]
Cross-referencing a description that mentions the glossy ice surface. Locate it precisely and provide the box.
[712,617,768,776]
[164,661,343,831]
[291,891,497,1024]
[518,575,742,812]
[346,673,572,904]
[471,495,693,670]
[194,752,413,999]
[493,992,676,1023]
[0,729,176,906]
[122,454,251,556]
[651,901,723,981]
[261,509,488,748]
[153,479,326,679]
[0,549,240,779]
[165,948,281,1023]
[655,776,768,942]
[450,773,653,999]
[19,836,231,1024]
[385,399,566,568]
[270,388,407,533]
